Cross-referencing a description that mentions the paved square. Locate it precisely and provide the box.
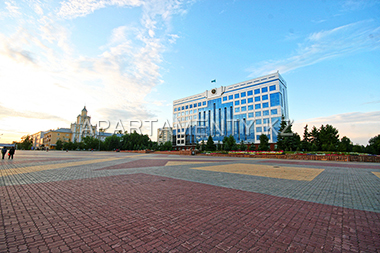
[1,151,380,252]
[190,164,324,181]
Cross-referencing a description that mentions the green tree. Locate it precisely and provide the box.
[206,135,216,151]
[239,140,247,151]
[82,136,100,150]
[338,136,353,152]
[227,135,237,150]
[310,126,320,150]
[20,135,33,150]
[56,140,63,150]
[367,134,380,155]
[276,116,299,151]
[276,116,287,151]
[352,144,365,153]
[258,134,270,151]
[121,131,151,150]
[319,124,339,151]
[104,135,121,151]
[248,143,256,151]
[301,124,311,151]
[222,136,230,151]
[161,141,173,151]
[200,140,205,151]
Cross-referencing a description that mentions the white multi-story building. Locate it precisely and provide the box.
[172,72,289,147]
[157,127,173,145]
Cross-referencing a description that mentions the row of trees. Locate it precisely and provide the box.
[277,117,380,154]
[196,134,271,152]
[18,131,173,151]
[194,117,380,154]
[57,132,173,151]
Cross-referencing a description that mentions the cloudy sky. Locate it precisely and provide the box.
[0,0,379,145]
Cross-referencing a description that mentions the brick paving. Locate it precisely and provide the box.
[1,151,380,252]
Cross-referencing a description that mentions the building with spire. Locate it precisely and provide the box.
[70,106,97,142]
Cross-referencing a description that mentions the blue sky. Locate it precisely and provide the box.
[0,0,379,145]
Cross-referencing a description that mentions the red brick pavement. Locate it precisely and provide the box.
[1,173,379,252]
[96,159,234,170]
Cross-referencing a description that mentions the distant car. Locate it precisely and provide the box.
[116,149,120,152]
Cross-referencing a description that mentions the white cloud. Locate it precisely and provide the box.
[0,0,194,143]
[57,0,143,19]
[248,20,380,77]
[5,1,21,17]
[293,111,380,145]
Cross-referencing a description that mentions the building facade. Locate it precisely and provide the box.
[172,72,289,147]
[30,131,46,149]
[157,127,173,145]
[43,128,72,149]
[70,106,97,142]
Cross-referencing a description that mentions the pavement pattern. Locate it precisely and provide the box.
[1,151,380,252]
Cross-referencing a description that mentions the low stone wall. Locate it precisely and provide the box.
[121,150,154,153]
[199,153,380,163]
[121,150,380,163]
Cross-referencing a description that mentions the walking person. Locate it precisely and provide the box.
[8,147,15,159]
[1,146,7,159]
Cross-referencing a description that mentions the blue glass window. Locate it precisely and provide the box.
[256,135,261,141]
[263,126,268,132]
[203,101,206,106]
[256,119,262,124]
[270,93,281,107]
[248,105,253,110]
[263,110,269,116]
[263,118,269,124]
[263,102,269,108]
[262,94,268,100]
[241,92,246,97]
[255,111,261,117]
[247,90,253,96]
[256,127,262,132]
[235,100,240,106]
[241,106,247,112]
[174,108,177,112]
[223,96,227,101]
[194,103,197,108]
[186,105,188,109]
[241,99,246,105]
[234,93,239,99]
[271,109,278,115]
[269,85,276,91]
[190,104,193,108]
[198,102,201,106]
[235,107,240,112]
[255,96,260,102]
[254,89,260,94]
[229,95,233,100]
[248,98,253,103]
[262,87,268,93]
[182,106,184,110]
[255,104,261,109]
[248,112,254,118]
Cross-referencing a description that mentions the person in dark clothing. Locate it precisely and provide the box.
[8,147,15,159]
[1,146,7,159]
